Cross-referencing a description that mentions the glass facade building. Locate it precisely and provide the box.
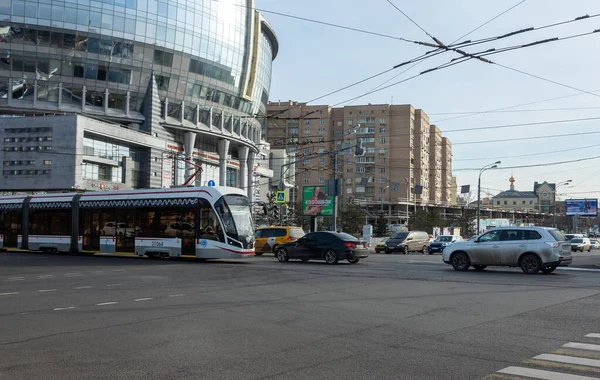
[0,0,278,194]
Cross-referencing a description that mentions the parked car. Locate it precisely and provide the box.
[564,233,584,241]
[375,239,388,253]
[275,231,369,264]
[442,227,572,274]
[384,231,430,254]
[164,222,195,237]
[591,240,599,250]
[255,226,305,256]
[571,237,591,252]
[428,235,464,254]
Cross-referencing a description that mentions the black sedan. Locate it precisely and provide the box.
[275,231,369,264]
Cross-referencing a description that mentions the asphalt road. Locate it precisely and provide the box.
[1,251,600,380]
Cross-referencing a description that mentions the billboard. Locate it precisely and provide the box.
[302,186,334,216]
[565,199,598,217]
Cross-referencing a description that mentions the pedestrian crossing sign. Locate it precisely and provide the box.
[275,191,286,203]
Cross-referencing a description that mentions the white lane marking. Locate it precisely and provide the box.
[556,267,600,272]
[65,273,83,277]
[7,277,25,281]
[499,366,600,380]
[74,286,92,289]
[535,353,600,368]
[586,334,600,339]
[0,292,20,296]
[564,343,600,352]
[134,298,153,302]
[53,306,75,311]
[113,269,125,272]
[107,284,122,287]
[91,271,104,274]
[37,275,54,279]
[96,302,118,306]
[168,294,185,297]
[38,289,57,293]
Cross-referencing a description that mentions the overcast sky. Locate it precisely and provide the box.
[256,0,600,202]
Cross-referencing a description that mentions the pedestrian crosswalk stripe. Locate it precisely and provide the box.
[534,354,600,368]
[553,349,600,360]
[564,343,600,352]
[587,334,600,339]
[498,366,600,380]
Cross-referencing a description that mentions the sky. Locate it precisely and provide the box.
[255,0,600,202]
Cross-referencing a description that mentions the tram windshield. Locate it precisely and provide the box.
[215,195,254,248]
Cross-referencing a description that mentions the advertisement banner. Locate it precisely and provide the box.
[302,186,334,216]
[565,199,598,217]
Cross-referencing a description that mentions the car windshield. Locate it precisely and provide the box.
[571,238,583,243]
[290,228,305,238]
[391,232,409,240]
[437,236,453,242]
[215,195,254,248]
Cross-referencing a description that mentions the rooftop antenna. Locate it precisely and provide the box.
[391,96,394,105]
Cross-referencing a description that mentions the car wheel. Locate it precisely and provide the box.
[422,245,427,254]
[272,245,279,254]
[254,252,263,256]
[541,266,557,274]
[450,252,470,271]
[520,253,541,274]
[403,246,409,255]
[276,248,289,262]
[324,249,338,265]
[473,265,487,271]
[348,258,360,264]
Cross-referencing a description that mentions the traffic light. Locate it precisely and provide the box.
[272,204,280,221]
[355,139,365,156]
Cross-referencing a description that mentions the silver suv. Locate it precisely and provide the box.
[442,227,572,274]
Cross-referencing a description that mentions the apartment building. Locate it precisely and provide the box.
[264,101,455,221]
[429,125,443,204]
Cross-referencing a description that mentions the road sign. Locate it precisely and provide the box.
[207,180,216,187]
[275,191,286,203]
[515,220,522,226]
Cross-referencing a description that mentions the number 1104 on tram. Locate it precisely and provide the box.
[0,186,255,260]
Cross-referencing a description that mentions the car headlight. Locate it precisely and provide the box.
[441,243,447,246]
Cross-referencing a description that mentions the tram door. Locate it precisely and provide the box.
[181,207,196,256]
[80,209,101,251]
[1,210,21,248]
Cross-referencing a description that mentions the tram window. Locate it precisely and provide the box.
[159,208,181,238]
[135,210,160,237]
[30,210,70,235]
[198,199,222,241]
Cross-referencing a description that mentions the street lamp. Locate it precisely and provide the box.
[553,180,572,228]
[477,161,501,234]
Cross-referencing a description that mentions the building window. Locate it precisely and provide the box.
[513,201,517,205]
[156,75,170,91]
[336,131,343,136]
[318,128,326,134]
[347,158,353,164]
[380,137,386,143]
[504,201,507,205]
[303,159,311,165]
[530,200,533,204]
[522,200,526,205]
[318,177,325,183]
[304,119,311,125]
[153,49,173,66]
[379,148,386,155]
[496,201,500,205]
[317,148,325,153]
[347,188,353,194]
[319,119,326,125]
[379,188,386,194]
[346,168,353,173]
[303,128,311,135]
[303,148,312,154]
[380,127,386,133]
[380,168,385,173]
[346,178,352,185]
[303,178,310,183]
[319,158,325,164]
[380,118,386,125]
[356,167,365,173]
[336,121,343,127]
[380,178,387,183]
[348,119,353,126]
[43,160,51,165]
[379,158,386,164]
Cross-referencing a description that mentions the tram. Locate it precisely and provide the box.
[0,186,255,259]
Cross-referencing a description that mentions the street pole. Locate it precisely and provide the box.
[405,178,409,226]
[333,152,338,232]
[477,161,501,235]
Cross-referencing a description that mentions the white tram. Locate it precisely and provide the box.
[0,186,255,259]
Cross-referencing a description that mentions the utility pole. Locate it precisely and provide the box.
[333,152,338,232]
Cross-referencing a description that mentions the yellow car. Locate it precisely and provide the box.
[375,238,388,253]
[255,226,305,256]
